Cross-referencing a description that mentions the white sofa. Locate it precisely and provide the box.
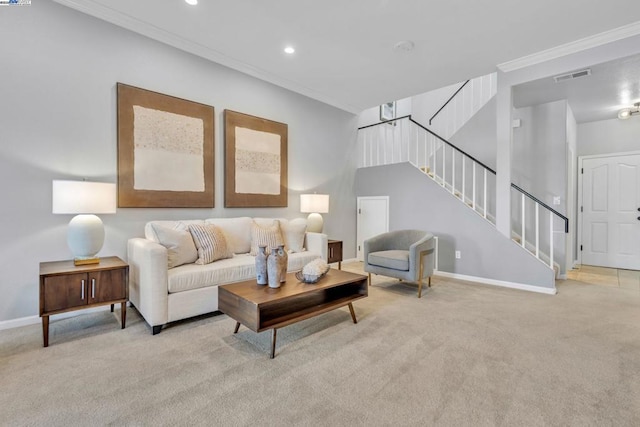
[127,217,327,334]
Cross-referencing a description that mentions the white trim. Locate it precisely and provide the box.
[498,21,640,72]
[579,150,640,161]
[52,0,360,113]
[0,305,115,331]
[434,271,557,295]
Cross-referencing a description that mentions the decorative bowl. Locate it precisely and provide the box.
[295,264,330,284]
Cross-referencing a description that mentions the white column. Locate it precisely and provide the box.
[495,71,512,238]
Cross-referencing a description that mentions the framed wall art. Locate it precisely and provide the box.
[224,110,288,208]
[117,83,215,208]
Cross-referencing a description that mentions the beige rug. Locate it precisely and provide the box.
[1,263,640,426]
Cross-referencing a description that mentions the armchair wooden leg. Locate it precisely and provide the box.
[428,276,431,288]
[418,280,423,298]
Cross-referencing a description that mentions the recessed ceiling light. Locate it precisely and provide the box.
[284,46,295,54]
[185,0,197,5]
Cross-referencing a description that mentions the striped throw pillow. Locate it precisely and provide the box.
[188,224,232,265]
[250,220,284,256]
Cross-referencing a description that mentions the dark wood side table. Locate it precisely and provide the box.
[39,256,129,347]
[328,239,343,269]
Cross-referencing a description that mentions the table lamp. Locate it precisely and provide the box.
[300,194,329,233]
[52,180,117,265]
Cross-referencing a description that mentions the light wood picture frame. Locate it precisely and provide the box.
[117,83,215,208]
[224,110,288,208]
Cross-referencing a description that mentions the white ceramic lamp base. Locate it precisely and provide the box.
[67,214,105,265]
[306,212,324,233]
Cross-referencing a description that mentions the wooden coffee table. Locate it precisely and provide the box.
[218,269,368,358]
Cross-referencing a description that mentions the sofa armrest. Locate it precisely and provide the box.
[305,232,328,261]
[127,238,170,328]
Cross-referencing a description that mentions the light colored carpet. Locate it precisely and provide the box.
[2,262,640,426]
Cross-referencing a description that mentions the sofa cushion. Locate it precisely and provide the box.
[205,217,252,254]
[150,223,198,269]
[281,218,307,253]
[167,251,320,293]
[368,250,410,271]
[249,219,284,256]
[188,224,233,265]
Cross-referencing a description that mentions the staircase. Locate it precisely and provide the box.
[357,75,568,274]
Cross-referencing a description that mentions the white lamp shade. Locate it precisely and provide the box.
[52,180,116,214]
[300,194,329,214]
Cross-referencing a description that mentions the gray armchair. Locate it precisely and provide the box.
[364,230,435,298]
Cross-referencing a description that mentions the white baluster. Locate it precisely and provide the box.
[483,169,487,219]
[442,144,446,187]
[521,193,526,249]
[472,162,476,211]
[451,150,456,195]
[415,126,419,167]
[535,203,540,259]
[462,156,466,203]
[549,211,554,269]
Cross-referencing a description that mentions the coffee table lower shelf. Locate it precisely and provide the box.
[218,269,368,358]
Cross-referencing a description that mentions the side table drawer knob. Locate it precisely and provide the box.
[92,278,96,298]
[81,279,85,300]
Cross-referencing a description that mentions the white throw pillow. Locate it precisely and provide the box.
[150,223,198,269]
[282,218,307,253]
[205,217,252,254]
[188,224,233,265]
[249,220,284,256]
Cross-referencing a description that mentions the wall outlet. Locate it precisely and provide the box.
[455,250,461,259]
[553,196,561,205]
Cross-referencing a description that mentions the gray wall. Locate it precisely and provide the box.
[577,117,640,157]
[513,100,568,210]
[448,97,498,171]
[355,163,554,289]
[0,1,357,322]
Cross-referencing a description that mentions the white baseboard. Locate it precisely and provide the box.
[434,271,557,295]
[0,305,116,331]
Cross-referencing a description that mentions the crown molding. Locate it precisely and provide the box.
[498,21,640,72]
[52,0,361,113]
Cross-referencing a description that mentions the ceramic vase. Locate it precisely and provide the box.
[278,244,288,283]
[267,247,280,288]
[255,245,268,285]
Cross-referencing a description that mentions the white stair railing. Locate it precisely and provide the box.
[358,116,495,223]
[428,73,497,140]
[510,184,568,269]
[357,115,569,272]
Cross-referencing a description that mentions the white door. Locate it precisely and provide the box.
[582,154,640,269]
[356,196,389,261]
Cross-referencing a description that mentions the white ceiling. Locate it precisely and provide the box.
[54,0,640,114]
[514,53,640,123]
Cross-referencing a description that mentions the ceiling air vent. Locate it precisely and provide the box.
[553,69,591,83]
